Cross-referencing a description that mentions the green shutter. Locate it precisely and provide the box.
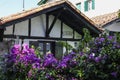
[84,1,88,11]
[92,0,95,9]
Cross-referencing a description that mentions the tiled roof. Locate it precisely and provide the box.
[91,11,119,27]
[0,0,66,25]
[0,0,102,32]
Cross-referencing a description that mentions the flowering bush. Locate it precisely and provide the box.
[78,35,120,80]
[4,43,41,80]
[2,30,120,80]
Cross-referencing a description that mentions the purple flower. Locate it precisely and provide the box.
[94,56,101,63]
[110,72,117,77]
[80,52,84,56]
[108,36,113,39]
[57,62,67,68]
[99,38,105,42]
[22,43,29,50]
[28,70,33,78]
[32,62,40,69]
[70,51,76,55]
[43,53,57,67]
[72,77,77,80]
[11,44,20,54]
[89,53,95,59]
[14,44,20,49]
[116,44,120,49]
[57,52,77,68]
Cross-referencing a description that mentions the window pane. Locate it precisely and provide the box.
[29,41,39,48]
[39,43,43,51]
[46,43,50,52]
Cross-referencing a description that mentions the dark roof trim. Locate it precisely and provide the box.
[64,3,101,34]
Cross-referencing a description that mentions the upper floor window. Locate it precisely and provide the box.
[76,3,81,11]
[84,0,95,12]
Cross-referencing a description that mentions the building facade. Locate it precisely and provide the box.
[0,0,101,58]
[45,0,120,18]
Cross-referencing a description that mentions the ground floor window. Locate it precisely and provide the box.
[30,41,55,55]
[29,41,64,58]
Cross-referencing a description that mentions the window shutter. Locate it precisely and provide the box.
[84,1,88,11]
[92,0,95,9]
[76,3,81,10]
[37,0,47,5]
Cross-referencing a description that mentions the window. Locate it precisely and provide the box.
[84,0,95,12]
[76,3,81,11]
[29,41,55,55]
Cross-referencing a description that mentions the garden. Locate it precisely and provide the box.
[0,29,120,80]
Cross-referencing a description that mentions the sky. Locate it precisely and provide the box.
[0,0,39,17]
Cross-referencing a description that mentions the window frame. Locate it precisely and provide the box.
[76,2,81,11]
[84,0,95,12]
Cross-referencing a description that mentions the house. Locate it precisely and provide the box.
[0,0,102,57]
[91,11,120,33]
[69,0,120,18]
[41,0,120,18]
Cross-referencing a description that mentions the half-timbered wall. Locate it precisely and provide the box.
[15,20,28,36]
[49,15,61,38]
[31,14,46,37]
[3,14,82,53]
[4,14,81,40]
[4,25,13,35]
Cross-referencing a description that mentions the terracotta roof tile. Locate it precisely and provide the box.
[91,11,119,27]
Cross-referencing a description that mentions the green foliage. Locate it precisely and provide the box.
[79,28,92,52]
[31,45,43,58]
[57,41,73,54]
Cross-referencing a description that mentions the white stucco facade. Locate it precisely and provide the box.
[68,0,120,18]
[105,22,120,32]
[4,14,81,49]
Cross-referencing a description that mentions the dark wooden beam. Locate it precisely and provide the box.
[64,5,101,34]
[47,10,62,37]
[60,21,63,38]
[46,14,49,37]
[58,14,84,35]
[51,42,55,56]
[3,35,81,41]
[21,39,24,44]
[43,42,46,54]
[12,24,15,35]
[0,29,4,42]
[28,19,31,37]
